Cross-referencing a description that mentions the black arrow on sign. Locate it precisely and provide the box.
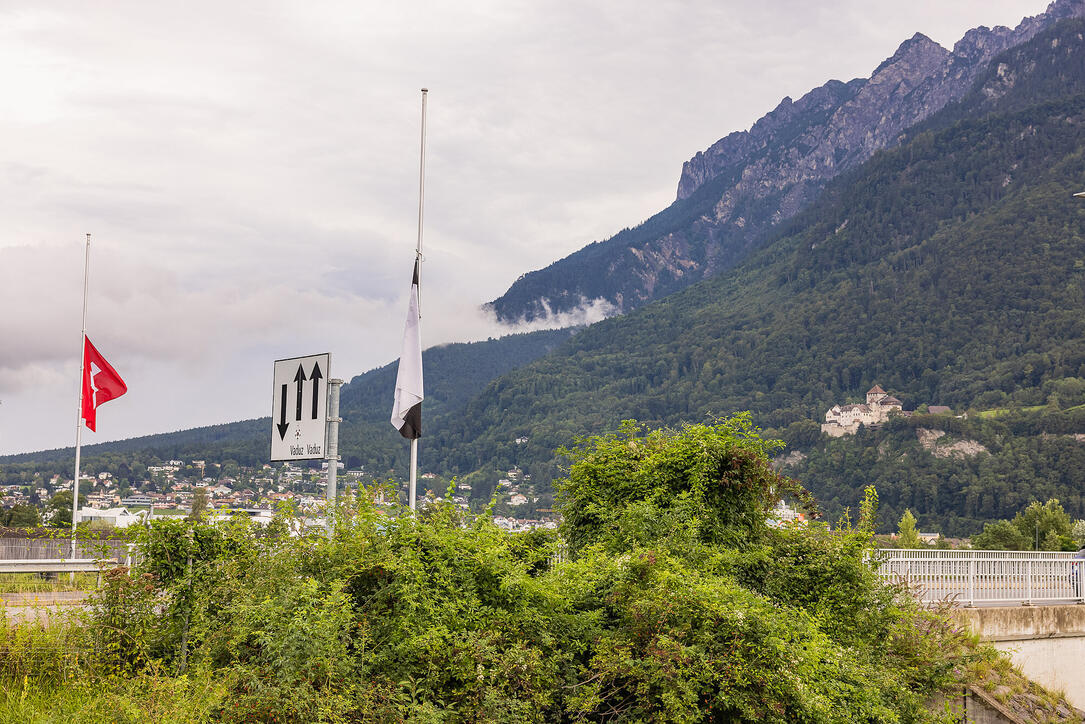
[310,361,323,419]
[277,384,290,440]
[294,364,307,421]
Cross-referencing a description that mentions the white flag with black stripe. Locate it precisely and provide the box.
[390,259,423,439]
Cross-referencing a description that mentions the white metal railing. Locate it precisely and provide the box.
[876,549,1085,606]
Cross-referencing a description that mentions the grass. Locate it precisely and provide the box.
[0,672,228,723]
[0,605,224,723]
[975,404,1048,418]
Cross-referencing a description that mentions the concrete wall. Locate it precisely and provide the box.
[956,605,1085,710]
[988,638,1085,711]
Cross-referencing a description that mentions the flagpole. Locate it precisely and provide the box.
[71,233,90,558]
[410,87,427,512]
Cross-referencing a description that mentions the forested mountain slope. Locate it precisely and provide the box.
[486,0,1085,324]
[781,409,1085,537]
[423,18,1085,527]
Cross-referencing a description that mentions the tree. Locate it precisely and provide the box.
[1073,519,1085,548]
[858,485,879,533]
[45,491,87,528]
[1013,499,1074,551]
[973,519,1030,550]
[897,509,921,548]
[1,504,41,528]
[972,498,1075,550]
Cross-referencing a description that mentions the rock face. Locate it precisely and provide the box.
[916,428,989,459]
[488,0,1085,325]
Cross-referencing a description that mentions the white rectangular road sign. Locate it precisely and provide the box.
[271,353,330,462]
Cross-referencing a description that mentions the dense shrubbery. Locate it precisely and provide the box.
[2,418,989,722]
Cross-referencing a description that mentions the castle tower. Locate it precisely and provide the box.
[866,384,886,405]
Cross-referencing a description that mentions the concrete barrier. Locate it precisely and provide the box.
[955,605,1085,710]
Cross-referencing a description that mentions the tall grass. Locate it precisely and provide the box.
[0,669,227,723]
[0,604,225,722]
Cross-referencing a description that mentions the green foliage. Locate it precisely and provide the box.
[0,505,40,528]
[90,567,161,674]
[1,419,989,721]
[557,416,816,555]
[898,510,921,548]
[858,485,879,534]
[972,498,1077,551]
[1073,519,1085,547]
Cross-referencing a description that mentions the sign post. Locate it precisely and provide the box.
[326,378,342,506]
[270,353,330,462]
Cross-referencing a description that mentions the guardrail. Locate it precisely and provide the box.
[876,549,1085,606]
[0,556,133,587]
[0,559,106,574]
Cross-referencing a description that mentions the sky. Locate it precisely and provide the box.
[0,0,1052,455]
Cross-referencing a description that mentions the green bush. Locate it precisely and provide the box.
[2,417,983,721]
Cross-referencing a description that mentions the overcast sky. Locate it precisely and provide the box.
[0,0,1051,455]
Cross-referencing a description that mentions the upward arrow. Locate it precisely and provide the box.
[277,384,289,440]
[294,364,307,421]
[310,361,323,420]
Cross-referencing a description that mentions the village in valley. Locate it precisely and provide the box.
[0,458,556,531]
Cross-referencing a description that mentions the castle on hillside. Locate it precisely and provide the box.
[821,385,906,437]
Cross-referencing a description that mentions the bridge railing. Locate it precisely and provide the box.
[875,549,1085,606]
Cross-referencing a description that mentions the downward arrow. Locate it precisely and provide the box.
[277,384,290,440]
[294,364,307,421]
[310,361,324,419]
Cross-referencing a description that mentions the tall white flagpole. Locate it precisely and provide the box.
[410,88,428,512]
[72,233,90,558]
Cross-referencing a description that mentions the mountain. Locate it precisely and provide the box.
[8,10,1085,537]
[427,16,1085,529]
[486,0,1085,325]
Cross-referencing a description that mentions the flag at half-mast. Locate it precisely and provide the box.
[81,337,127,432]
[390,259,423,439]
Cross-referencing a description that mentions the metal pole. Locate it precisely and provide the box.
[416,88,427,261]
[967,554,975,607]
[1025,560,1033,605]
[410,87,427,513]
[71,233,91,561]
[409,438,418,511]
[326,378,342,511]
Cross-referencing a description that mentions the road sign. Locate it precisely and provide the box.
[270,353,330,462]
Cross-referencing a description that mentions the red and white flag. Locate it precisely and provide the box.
[81,337,127,431]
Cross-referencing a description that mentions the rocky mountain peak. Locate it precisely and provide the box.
[677,1,1085,205]
[487,0,1085,325]
[875,32,946,72]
